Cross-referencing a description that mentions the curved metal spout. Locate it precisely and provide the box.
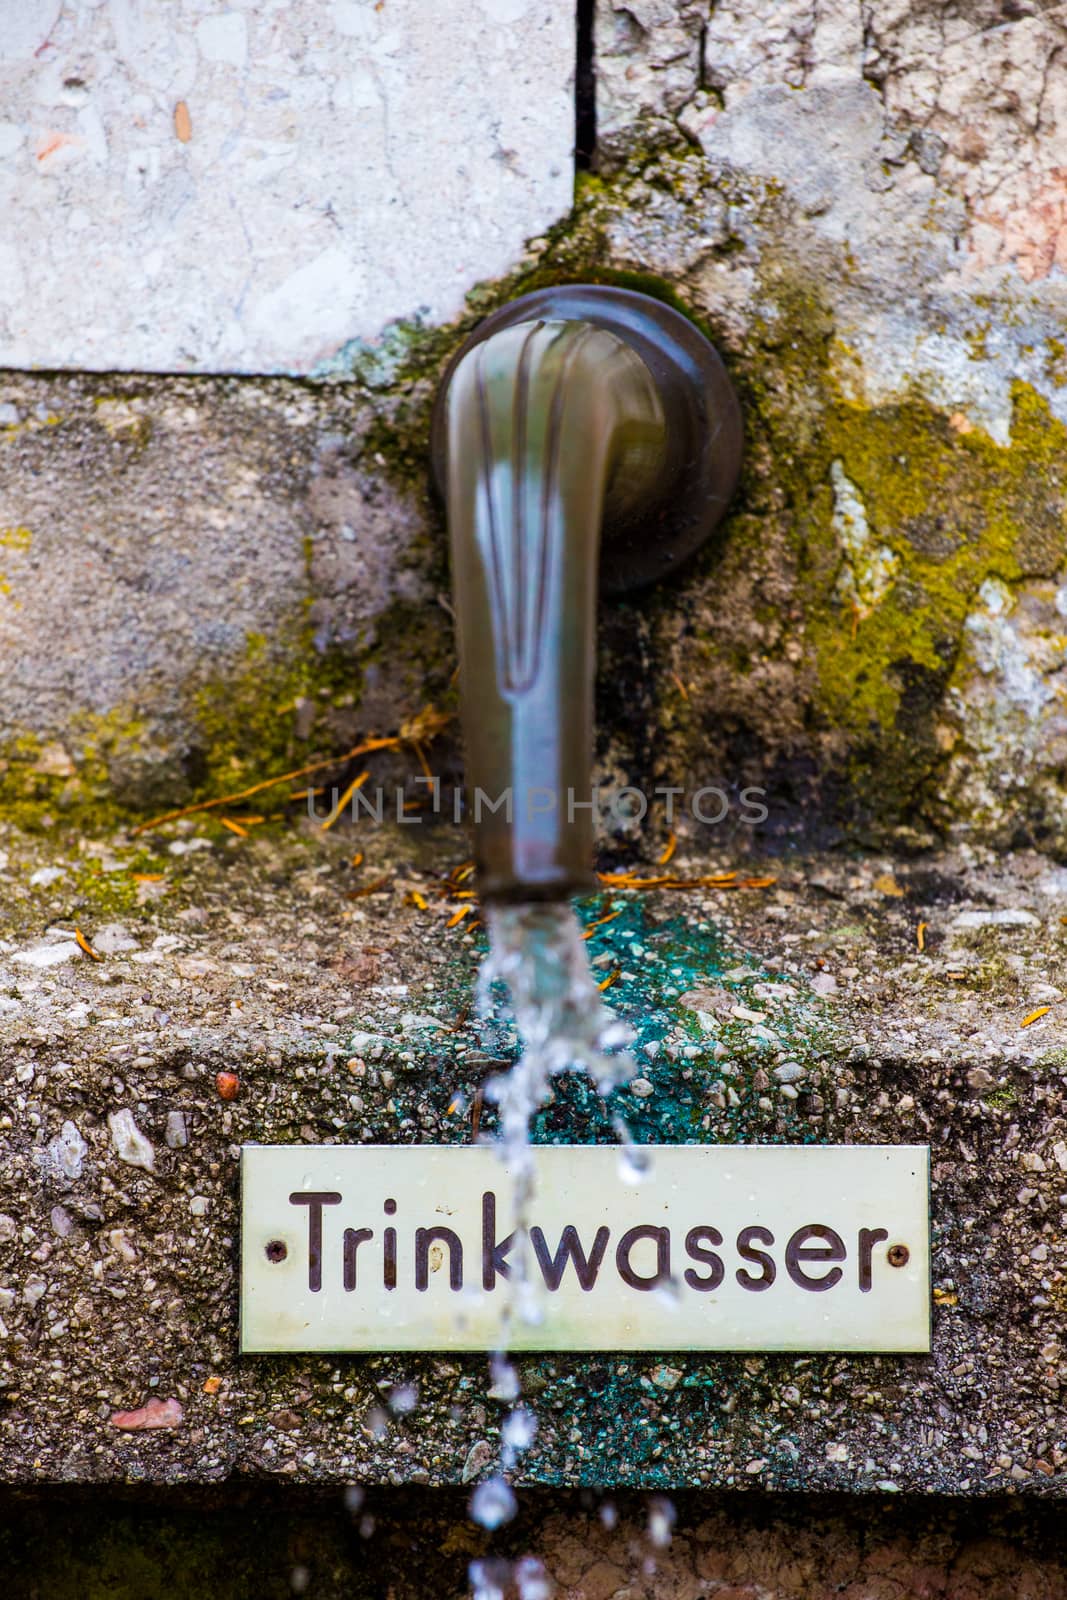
[433,285,742,904]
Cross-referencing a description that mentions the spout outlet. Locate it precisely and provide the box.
[432,285,742,904]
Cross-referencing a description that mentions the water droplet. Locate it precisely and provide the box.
[648,1495,676,1548]
[517,1284,546,1327]
[388,1382,418,1415]
[600,1500,618,1530]
[514,1555,552,1599]
[488,1354,520,1401]
[289,1565,310,1595]
[470,1475,517,1530]
[358,1514,375,1539]
[501,1407,538,1453]
[469,1558,511,1600]
[343,1485,364,1516]
[366,1405,389,1438]
[618,1143,653,1182]
[653,1275,682,1310]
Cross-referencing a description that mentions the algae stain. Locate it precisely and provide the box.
[499,896,839,1150]
[808,382,1067,755]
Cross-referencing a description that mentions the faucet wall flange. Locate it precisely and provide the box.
[431,284,742,593]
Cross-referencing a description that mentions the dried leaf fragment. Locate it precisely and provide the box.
[1021,1006,1051,1028]
[873,874,904,897]
[174,101,192,143]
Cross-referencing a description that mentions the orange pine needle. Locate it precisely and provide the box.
[917,921,927,952]
[595,869,772,893]
[75,927,102,962]
[131,872,165,883]
[658,833,678,866]
[597,969,620,992]
[1021,1006,1051,1028]
[220,817,248,838]
[132,736,401,834]
[350,851,365,868]
[321,769,371,832]
[583,906,624,939]
[407,890,429,910]
[446,904,475,928]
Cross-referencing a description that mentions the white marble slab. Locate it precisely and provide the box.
[0,0,573,372]
[241,1144,930,1353]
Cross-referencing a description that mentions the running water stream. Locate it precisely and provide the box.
[467,903,656,1592]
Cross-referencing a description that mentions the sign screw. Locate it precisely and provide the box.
[887,1243,910,1268]
[265,1239,288,1263]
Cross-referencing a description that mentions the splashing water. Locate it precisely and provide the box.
[478,903,636,1213]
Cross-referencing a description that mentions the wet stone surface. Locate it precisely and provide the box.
[0,815,1063,1492]
[1,1486,1066,1599]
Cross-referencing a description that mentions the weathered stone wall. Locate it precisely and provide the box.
[0,1,572,370]
[589,0,1067,847]
[4,3,1067,849]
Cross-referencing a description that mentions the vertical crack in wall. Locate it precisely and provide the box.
[575,0,596,171]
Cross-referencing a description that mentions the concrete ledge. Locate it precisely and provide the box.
[0,818,1063,1492]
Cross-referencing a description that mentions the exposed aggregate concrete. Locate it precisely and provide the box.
[0,814,1062,1493]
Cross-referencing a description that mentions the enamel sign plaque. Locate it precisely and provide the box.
[241,1145,930,1354]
